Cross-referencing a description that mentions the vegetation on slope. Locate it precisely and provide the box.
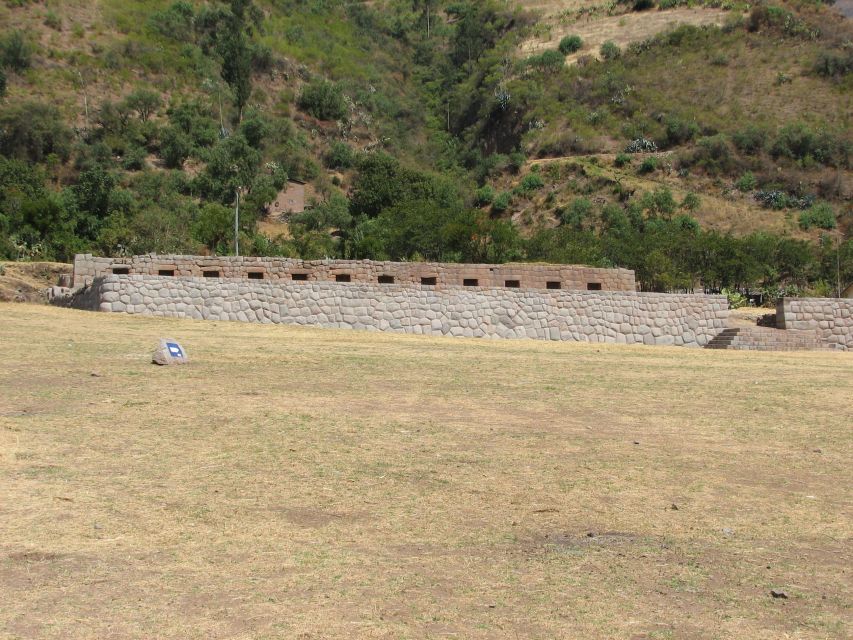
[0,0,850,295]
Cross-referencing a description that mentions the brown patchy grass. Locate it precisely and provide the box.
[1,303,851,639]
[520,7,731,62]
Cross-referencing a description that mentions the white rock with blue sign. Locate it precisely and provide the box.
[152,338,189,366]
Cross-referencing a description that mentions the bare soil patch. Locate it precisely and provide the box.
[0,262,71,303]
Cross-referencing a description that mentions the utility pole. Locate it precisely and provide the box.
[837,234,842,298]
[234,189,240,257]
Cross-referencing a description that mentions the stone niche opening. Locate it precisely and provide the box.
[291,273,309,281]
[203,270,221,278]
[247,271,264,280]
[421,276,438,286]
[158,269,175,277]
[547,281,562,290]
[335,274,352,283]
[112,266,130,275]
[587,282,602,291]
[463,278,479,287]
[378,275,395,284]
[504,280,521,288]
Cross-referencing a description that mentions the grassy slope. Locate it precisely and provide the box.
[1,0,850,241]
[502,3,852,238]
[1,303,851,638]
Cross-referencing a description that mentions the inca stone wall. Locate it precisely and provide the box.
[777,298,853,350]
[71,254,637,292]
[61,275,730,347]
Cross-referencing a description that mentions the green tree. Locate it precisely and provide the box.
[123,88,162,122]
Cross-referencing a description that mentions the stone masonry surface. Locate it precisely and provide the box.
[71,254,637,292]
[777,298,853,350]
[60,275,730,347]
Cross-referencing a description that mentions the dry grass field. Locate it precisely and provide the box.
[1,304,851,639]
[520,7,730,62]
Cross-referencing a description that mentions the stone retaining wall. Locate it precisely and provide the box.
[61,275,729,347]
[71,254,636,292]
[777,297,853,350]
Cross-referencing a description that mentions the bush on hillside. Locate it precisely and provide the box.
[735,172,757,192]
[814,50,853,80]
[491,191,511,213]
[299,79,347,121]
[0,101,72,163]
[772,122,850,168]
[526,50,565,73]
[517,173,545,194]
[694,134,734,175]
[475,184,495,206]
[559,197,593,229]
[324,141,355,169]
[558,35,583,55]
[681,192,701,211]
[798,202,836,230]
[638,156,659,174]
[732,124,768,155]
[600,41,621,61]
[0,30,35,73]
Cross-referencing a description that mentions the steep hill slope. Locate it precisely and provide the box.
[0,0,850,294]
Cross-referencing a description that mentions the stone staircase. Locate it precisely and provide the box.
[704,327,830,351]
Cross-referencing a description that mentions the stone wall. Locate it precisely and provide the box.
[71,254,637,292]
[776,297,853,350]
[64,275,729,347]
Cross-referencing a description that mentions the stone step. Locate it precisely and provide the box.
[704,327,830,351]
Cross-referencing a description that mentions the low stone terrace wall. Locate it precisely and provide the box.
[58,275,729,347]
[71,254,637,292]
[777,297,853,350]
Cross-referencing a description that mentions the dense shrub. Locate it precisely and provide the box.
[517,173,545,193]
[526,49,565,73]
[558,35,583,55]
[299,79,347,121]
[694,134,734,174]
[664,115,699,147]
[147,1,194,41]
[638,156,659,174]
[475,184,495,206]
[559,197,593,228]
[732,124,768,155]
[600,41,621,61]
[772,122,850,167]
[814,50,853,80]
[324,141,355,169]
[160,127,193,169]
[798,202,836,230]
[735,171,757,192]
[681,192,700,211]
[0,101,72,162]
[491,191,511,213]
[0,30,35,73]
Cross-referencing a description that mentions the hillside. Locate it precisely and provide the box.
[0,0,851,295]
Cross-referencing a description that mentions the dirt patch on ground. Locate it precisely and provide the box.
[0,262,71,303]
